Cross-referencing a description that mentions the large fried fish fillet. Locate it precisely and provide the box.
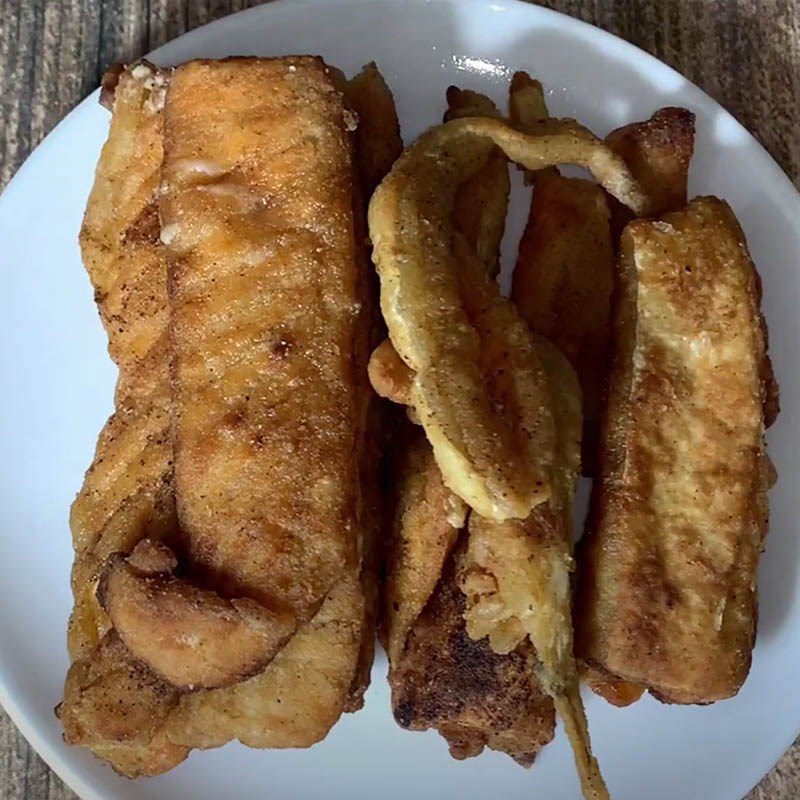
[60,56,380,776]
[575,197,777,704]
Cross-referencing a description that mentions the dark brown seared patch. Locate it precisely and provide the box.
[390,546,554,764]
[270,334,294,359]
[123,201,161,247]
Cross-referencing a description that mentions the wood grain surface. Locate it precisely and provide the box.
[0,1,797,798]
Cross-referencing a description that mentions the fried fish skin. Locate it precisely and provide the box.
[575,197,776,704]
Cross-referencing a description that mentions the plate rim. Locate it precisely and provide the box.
[0,1,798,799]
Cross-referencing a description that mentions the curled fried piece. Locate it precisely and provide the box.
[461,338,609,800]
[99,540,296,690]
[369,115,649,520]
[443,87,509,275]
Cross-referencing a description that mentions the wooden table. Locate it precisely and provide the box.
[0,1,798,797]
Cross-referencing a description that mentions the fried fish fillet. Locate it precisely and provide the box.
[512,168,613,472]
[510,75,696,477]
[60,56,381,776]
[575,197,776,704]
[341,61,404,711]
[390,512,555,765]
[58,62,188,776]
[162,56,364,621]
[384,423,556,764]
[67,63,173,663]
[380,88,556,764]
[369,115,650,522]
[461,337,609,800]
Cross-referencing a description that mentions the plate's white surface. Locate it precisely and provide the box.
[1,1,798,798]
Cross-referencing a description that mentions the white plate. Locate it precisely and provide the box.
[1,1,798,798]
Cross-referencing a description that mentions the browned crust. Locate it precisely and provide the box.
[575,197,775,704]
[390,541,555,765]
[605,107,696,237]
[62,57,378,775]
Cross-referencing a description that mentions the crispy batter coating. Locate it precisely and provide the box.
[68,63,174,662]
[513,170,613,471]
[382,89,555,764]
[575,197,776,704]
[605,107,695,217]
[461,338,609,800]
[99,541,296,689]
[345,62,404,198]
[61,57,380,776]
[369,115,650,521]
[163,57,363,620]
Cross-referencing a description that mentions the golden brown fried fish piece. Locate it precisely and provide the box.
[61,56,384,776]
[345,62,404,198]
[510,74,696,477]
[68,62,174,662]
[512,169,613,472]
[342,60,404,711]
[384,423,555,764]
[391,526,555,766]
[369,113,649,522]
[461,337,609,800]
[58,63,190,777]
[162,57,364,621]
[575,197,776,705]
[381,89,555,765]
[605,107,696,220]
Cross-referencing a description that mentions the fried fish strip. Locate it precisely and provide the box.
[391,521,555,766]
[510,72,614,473]
[342,60,404,711]
[58,64,190,777]
[345,62,404,198]
[382,90,554,763]
[461,336,609,800]
[575,197,776,704]
[369,115,649,521]
[68,63,174,661]
[443,86,509,275]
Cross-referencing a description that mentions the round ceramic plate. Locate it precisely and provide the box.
[1,1,798,798]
